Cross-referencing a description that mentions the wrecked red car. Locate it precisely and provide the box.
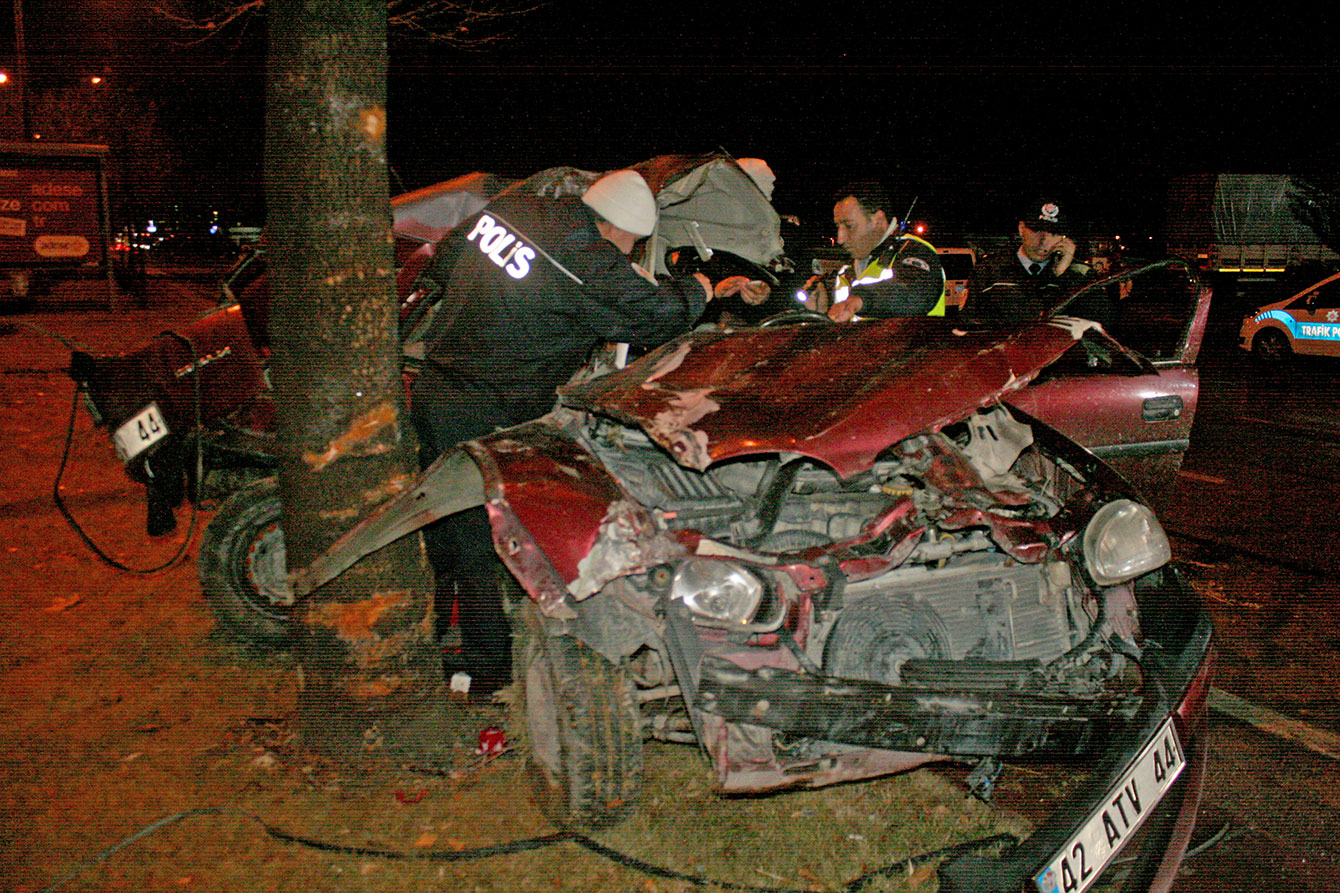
[296,310,1213,893]
[67,149,1213,889]
[66,154,788,641]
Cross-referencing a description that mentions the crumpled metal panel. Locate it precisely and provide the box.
[471,423,682,598]
[634,154,785,274]
[72,302,268,434]
[699,709,938,792]
[559,317,1099,479]
[290,449,485,597]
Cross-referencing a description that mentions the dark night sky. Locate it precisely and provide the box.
[9,2,1339,244]
[387,4,1339,244]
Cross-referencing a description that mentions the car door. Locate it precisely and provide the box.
[1006,261,1212,502]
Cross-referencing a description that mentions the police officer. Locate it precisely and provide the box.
[824,181,946,322]
[965,198,1094,325]
[411,169,764,698]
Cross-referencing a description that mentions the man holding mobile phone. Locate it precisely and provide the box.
[965,198,1094,324]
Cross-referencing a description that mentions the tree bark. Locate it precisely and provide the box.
[264,0,444,764]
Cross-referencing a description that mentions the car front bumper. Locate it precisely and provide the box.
[686,567,1212,893]
[936,568,1213,893]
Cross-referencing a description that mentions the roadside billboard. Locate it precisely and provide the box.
[0,142,109,269]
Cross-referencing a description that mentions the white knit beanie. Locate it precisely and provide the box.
[581,170,658,236]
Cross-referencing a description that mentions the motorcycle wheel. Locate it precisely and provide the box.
[198,478,293,645]
[512,600,642,830]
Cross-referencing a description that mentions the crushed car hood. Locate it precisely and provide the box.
[634,154,784,275]
[560,317,1105,478]
[391,171,511,243]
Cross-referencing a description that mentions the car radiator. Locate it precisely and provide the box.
[823,555,1077,684]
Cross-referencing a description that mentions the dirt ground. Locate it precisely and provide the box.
[0,286,1043,893]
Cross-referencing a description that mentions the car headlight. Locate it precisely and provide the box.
[1082,499,1172,586]
[670,558,764,626]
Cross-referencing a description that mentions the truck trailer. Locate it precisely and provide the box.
[1165,173,1337,274]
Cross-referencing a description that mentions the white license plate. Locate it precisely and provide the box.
[1033,717,1185,893]
[112,403,169,462]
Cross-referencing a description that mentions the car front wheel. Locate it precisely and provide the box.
[198,478,293,645]
[513,600,642,830]
[1252,328,1292,364]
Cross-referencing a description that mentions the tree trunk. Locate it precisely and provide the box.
[264,0,444,765]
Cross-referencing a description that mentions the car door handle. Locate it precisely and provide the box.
[1142,395,1183,422]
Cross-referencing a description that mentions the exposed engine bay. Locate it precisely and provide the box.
[580,406,1088,651]
[545,402,1150,791]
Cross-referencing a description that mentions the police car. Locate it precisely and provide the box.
[937,246,977,312]
[1239,270,1340,362]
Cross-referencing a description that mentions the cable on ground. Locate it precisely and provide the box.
[34,804,1020,893]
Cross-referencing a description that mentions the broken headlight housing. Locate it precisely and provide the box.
[1082,498,1172,586]
[670,558,765,627]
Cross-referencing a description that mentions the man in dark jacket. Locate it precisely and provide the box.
[966,199,1096,325]
[411,168,761,697]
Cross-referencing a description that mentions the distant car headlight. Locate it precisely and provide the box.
[1083,499,1172,586]
[670,558,764,626]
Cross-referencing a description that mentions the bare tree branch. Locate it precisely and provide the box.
[388,0,547,43]
[154,0,546,46]
[152,0,267,45]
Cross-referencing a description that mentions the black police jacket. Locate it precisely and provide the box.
[414,192,707,438]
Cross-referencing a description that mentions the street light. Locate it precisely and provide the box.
[13,0,33,139]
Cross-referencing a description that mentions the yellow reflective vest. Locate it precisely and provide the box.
[833,233,947,317]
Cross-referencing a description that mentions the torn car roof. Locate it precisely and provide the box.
[559,317,1103,478]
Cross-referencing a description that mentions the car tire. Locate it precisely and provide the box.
[198,478,293,645]
[1252,328,1292,364]
[512,599,642,830]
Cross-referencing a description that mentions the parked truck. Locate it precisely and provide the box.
[1165,173,1337,274]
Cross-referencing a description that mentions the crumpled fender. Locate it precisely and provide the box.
[291,420,683,616]
[468,422,684,616]
[289,449,487,597]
